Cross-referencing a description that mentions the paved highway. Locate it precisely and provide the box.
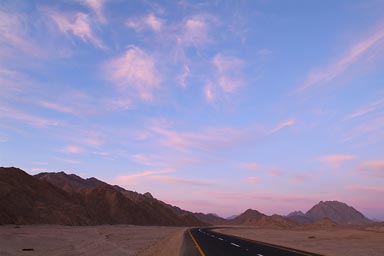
[183,227,323,256]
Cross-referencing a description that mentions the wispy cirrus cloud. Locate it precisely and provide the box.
[319,154,356,167]
[269,118,296,135]
[46,9,105,49]
[299,25,384,92]
[126,13,164,32]
[239,162,261,171]
[0,106,59,128]
[205,54,244,102]
[244,176,259,183]
[151,176,212,186]
[357,160,384,177]
[0,10,43,57]
[114,169,174,185]
[178,16,211,48]
[104,46,160,101]
[61,145,84,154]
[346,185,384,193]
[344,97,384,120]
[79,0,107,24]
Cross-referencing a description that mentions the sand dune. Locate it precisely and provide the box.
[0,225,184,256]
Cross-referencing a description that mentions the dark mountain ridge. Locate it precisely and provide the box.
[0,167,375,227]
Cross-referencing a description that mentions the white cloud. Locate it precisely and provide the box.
[104,46,160,101]
[47,10,105,49]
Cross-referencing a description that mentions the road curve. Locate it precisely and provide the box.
[182,227,323,256]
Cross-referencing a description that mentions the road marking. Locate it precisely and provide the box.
[188,229,206,256]
[218,237,223,241]
[257,254,263,256]
[230,242,241,248]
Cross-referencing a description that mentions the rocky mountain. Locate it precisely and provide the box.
[193,213,227,225]
[1,167,206,226]
[228,209,297,228]
[305,201,372,225]
[286,211,313,224]
[228,209,265,225]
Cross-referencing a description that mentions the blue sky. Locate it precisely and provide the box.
[1,0,384,219]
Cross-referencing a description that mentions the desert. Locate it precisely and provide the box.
[216,224,384,256]
[0,225,186,256]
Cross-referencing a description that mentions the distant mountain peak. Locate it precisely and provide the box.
[305,200,371,225]
[287,211,305,217]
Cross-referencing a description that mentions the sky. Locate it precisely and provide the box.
[1,0,384,220]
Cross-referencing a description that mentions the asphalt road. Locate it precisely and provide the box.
[182,227,323,256]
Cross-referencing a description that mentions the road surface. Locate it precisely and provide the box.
[182,227,323,256]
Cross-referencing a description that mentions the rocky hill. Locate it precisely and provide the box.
[305,201,372,225]
[0,167,206,226]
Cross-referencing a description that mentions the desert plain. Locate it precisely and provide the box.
[1,224,384,256]
[216,224,384,256]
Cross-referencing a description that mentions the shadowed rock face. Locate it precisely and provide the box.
[0,167,206,226]
[305,201,372,225]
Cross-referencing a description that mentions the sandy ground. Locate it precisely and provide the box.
[0,225,185,256]
[216,226,384,256]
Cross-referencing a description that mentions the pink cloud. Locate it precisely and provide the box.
[319,154,356,167]
[346,185,384,193]
[239,162,261,171]
[357,160,384,177]
[179,16,210,47]
[344,97,384,120]
[151,176,212,186]
[79,0,107,24]
[205,54,244,102]
[0,10,43,57]
[114,169,174,185]
[47,9,105,49]
[268,169,284,176]
[299,25,384,91]
[178,64,190,88]
[62,145,84,154]
[269,118,296,134]
[245,176,259,183]
[38,100,74,114]
[104,46,160,101]
[148,121,261,153]
[204,82,216,103]
[126,14,164,32]
[0,105,59,128]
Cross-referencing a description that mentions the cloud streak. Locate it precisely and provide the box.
[299,25,384,91]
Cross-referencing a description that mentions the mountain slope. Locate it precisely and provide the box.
[305,201,372,225]
[1,167,205,226]
[0,167,89,225]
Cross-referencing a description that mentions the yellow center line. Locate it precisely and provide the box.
[188,229,206,256]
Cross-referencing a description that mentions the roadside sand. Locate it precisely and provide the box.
[216,226,384,256]
[0,225,184,256]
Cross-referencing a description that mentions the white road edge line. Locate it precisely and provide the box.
[218,238,223,241]
[230,242,241,248]
[257,254,263,256]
